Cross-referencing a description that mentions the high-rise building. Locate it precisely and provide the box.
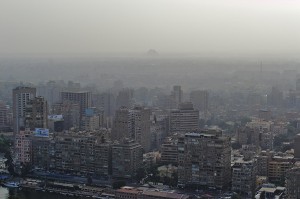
[116,88,133,109]
[81,108,102,131]
[13,128,32,172]
[267,86,283,107]
[25,96,48,130]
[31,135,53,171]
[268,155,294,183]
[294,134,300,159]
[60,91,92,120]
[171,85,182,108]
[232,159,257,198]
[190,90,209,112]
[50,132,110,177]
[112,106,151,152]
[170,102,199,133]
[111,107,131,141]
[178,129,231,189]
[160,138,178,165]
[112,139,143,179]
[52,101,80,130]
[12,86,36,133]
[130,106,151,152]
[286,166,300,199]
[37,81,62,107]
[0,101,8,130]
[150,117,168,150]
[93,92,116,118]
[255,150,273,176]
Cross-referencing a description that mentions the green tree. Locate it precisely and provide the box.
[112,180,126,189]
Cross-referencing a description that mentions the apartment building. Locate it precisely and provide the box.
[169,102,199,133]
[177,128,231,189]
[112,139,143,179]
[232,158,257,198]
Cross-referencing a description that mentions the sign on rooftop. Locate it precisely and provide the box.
[34,128,49,137]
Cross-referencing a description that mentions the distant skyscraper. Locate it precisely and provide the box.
[171,85,182,108]
[93,92,116,117]
[60,91,91,119]
[116,88,133,109]
[267,86,283,107]
[37,81,62,107]
[25,96,48,130]
[12,86,36,133]
[190,90,209,112]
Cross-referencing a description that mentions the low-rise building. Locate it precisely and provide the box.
[115,187,190,199]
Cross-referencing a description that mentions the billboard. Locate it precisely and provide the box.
[85,108,94,117]
[48,115,63,121]
[34,128,49,137]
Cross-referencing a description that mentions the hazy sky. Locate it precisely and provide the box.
[0,0,300,55]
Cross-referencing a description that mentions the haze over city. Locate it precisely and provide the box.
[1,1,300,199]
[0,0,300,55]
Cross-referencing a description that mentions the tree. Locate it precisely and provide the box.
[170,172,178,187]
[112,180,126,189]
[135,168,146,181]
[20,162,32,178]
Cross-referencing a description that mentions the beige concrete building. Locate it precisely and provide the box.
[268,155,294,184]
